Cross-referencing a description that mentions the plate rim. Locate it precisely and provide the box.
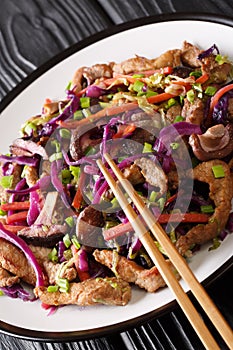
[0,12,233,342]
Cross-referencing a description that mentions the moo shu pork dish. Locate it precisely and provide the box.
[0,41,232,310]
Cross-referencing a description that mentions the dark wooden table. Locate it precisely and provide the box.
[0,1,233,349]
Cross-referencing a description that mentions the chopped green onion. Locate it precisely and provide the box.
[189,71,202,78]
[49,152,63,162]
[209,237,221,251]
[69,165,80,180]
[0,290,4,296]
[63,233,71,248]
[215,54,228,65]
[56,278,70,293]
[0,209,6,216]
[145,90,157,98]
[47,285,59,293]
[111,197,120,209]
[170,230,176,244]
[59,128,71,139]
[132,74,144,78]
[212,165,225,178]
[157,197,165,211]
[173,115,184,123]
[187,89,195,103]
[65,81,72,91]
[24,122,37,136]
[51,139,61,152]
[201,205,214,213]
[71,235,81,249]
[63,249,73,260]
[73,110,83,120]
[193,83,202,93]
[82,108,92,118]
[166,98,177,108]
[170,142,179,150]
[204,86,217,96]
[149,191,158,202]
[48,247,58,262]
[65,216,74,227]
[142,142,153,153]
[80,97,90,109]
[99,102,110,108]
[61,169,72,184]
[0,175,13,189]
[133,80,145,93]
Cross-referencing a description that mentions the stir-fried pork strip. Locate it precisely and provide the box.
[30,245,77,285]
[34,277,131,306]
[0,238,37,285]
[0,266,20,287]
[181,97,205,125]
[176,160,233,255]
[93,249,179,292]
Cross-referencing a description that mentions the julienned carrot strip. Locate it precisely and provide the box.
[6,211,28,224]
[103,213,210,240]
[58,102,138,129]
[209,83,233,114]
[72,172,86,210]
[113,124,136,139]
[195,73,209,84]
[147,92,175,104]
[158,213,210,224]
[3,225,28,233]
[0,201,30,211]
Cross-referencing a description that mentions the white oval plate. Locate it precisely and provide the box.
[0,14,233,341]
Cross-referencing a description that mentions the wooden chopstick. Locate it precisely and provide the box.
[97,154,233,350]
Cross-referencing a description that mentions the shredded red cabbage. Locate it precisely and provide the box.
[50,160,71,208]
[0,284,36,301]
[27,190,41,226]
[7,175,50,195]
[0,223,45,287]
[86,85,107,98]
[78,248,89,272]
[197,44,219,60]
[0,155,39,167]
[213,90,233,125]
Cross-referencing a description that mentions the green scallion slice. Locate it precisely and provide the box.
[133,80,145,93]
[57,278,70,293]
[0,175,13,189]
[80,97,90,109]
[212,165,225,178]
[65,216,74,227]
[59,128,71,139]
[71,235,81,250]
[48,247,58,263]
[63,233,71,248]
[201,205,214,213]
[47,285,59,293]
[204,86,217,96]
[173,115,184,123]
[142,142,153,153]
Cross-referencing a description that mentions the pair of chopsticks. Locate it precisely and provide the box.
[97,153,233,350]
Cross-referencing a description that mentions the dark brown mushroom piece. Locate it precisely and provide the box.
[76,205,105,247]
[189,124,233,161]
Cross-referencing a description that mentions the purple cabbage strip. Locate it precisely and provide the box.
[0,222,45,287]
[2,163,14,176]
[50,160,71,208]
[197,44,219,60]
[154,122,202,155]
[7,175,50,195]
[58,241,66,263]
[27,190,41,226]
[0,155,39,167]
[78,248,89,272]
[0,284,36,302]
[40,95,80,137]
[85,85,107,98]
[212,90,233,125]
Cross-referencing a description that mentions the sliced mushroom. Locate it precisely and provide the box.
[189,124,233,161]
[134,157,167,195]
